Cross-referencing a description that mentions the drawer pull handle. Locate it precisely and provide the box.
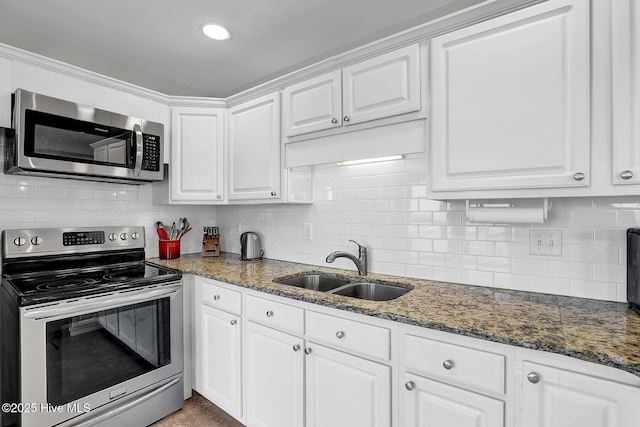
[405,381,416,391]
[620,170,634,180]
[304,347,313,355]
[266,310,274,318]
[292,344,301,352]
[527,372,541,384]
[336,331,345,339]
[230,319,237,326]
[213,295,221,301]
[442,360,454,370]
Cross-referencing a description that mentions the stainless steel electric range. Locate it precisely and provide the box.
[1,226,183,427]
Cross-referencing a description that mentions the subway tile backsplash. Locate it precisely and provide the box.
[216,153,636,303]
[0,138,637,303]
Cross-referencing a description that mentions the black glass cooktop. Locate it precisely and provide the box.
[3,262,181,306]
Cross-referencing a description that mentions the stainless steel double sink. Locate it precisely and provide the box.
[274,272,412,301]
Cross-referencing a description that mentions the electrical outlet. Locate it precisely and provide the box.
[529,229,562,256]
[235,222,242,234]
[303,223,313,240]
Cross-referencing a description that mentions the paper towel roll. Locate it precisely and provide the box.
[466,207,546,224]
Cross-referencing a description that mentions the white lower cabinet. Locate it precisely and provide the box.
[518,360,640,427]
[244,295,392,427]
[194,278,243,421]
[305,342,391,427]
[402,373,504,427]
[245,321,304,427]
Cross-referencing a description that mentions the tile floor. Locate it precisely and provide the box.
[150,392,244,427]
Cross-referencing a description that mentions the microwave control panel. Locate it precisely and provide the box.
[142,134,161,172]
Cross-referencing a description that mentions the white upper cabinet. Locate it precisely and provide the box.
[170,106,225,202]
[282,70,342,136]
[227,92,281,201]
[0,57,11,128]
[429,0,590,198]
[282,44,421,139]
[342,44,421,126]
[611,0,640,185]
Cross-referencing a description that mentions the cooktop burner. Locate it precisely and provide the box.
[36,278,100,292]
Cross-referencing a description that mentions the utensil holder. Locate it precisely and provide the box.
[159,240,180,259]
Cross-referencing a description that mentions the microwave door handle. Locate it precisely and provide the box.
[132,123,143,177]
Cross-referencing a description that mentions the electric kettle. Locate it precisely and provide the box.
[240,231,264,261]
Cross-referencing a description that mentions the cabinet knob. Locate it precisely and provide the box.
[405,381,416,391]
[213,294,221,301]
[216,194,222,199]
[304,347,313,355]
[336,331,345,339]
[230,319,237,326]
[573,172,585,181]
[331,117,338,124]
[266,310,274,318]
[620,170,634,180]
[343,115,350,122]
[527,372,541,384]
[270,191,277,196]
[292,344,301,352]
[442,360,454,370]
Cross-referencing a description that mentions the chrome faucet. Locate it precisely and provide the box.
[326,240,368,275]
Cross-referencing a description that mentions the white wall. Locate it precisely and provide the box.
[216,153,634,303]
[0,137,216,259]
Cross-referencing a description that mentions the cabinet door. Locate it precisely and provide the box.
[401,373,504,427]
[342,44,420,126]
[195,305,242,419]
[170,107,224,202]
[228,92,281,200]
[305,342,391,427]
[0,57,11,128]
[282,70,342,136]
[612,0,640,185]
[245,321,304,427]
[430,0,590,193]
[520,361,640,427]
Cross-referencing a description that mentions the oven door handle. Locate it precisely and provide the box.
[22,283,181,320]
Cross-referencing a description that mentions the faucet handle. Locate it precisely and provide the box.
[348,240,366,253]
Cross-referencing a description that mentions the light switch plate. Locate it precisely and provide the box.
[303,223,313,240]
[529,229,562,256]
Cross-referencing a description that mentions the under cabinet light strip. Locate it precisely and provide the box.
[336,155,404,166]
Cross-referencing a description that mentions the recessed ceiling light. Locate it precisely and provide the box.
[202,24,231,41]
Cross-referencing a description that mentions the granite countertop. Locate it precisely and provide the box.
[149,252,640,378]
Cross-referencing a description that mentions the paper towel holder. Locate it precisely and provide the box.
[465,198,550,224]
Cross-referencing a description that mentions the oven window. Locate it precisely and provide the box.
[46,298,171,406]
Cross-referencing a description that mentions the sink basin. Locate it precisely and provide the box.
[330,282,410,301]
[275,274,351,292]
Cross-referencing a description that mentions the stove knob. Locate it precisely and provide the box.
[131,232,140,240]
[30,236,43,246]
[120,233,128,241]
[108,233,118,241]
[13,237,26,247]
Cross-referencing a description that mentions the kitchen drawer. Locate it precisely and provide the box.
[305,310,391,361]
[246,295,304,335]
[200,279,242,315]
[403,333,505,395]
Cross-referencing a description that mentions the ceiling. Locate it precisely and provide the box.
[0,0,484,98]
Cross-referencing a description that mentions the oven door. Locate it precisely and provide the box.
[19,282,183,427]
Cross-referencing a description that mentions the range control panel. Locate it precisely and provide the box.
[1,226,145,258]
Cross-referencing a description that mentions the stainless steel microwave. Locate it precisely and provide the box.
[4,89,164,183]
